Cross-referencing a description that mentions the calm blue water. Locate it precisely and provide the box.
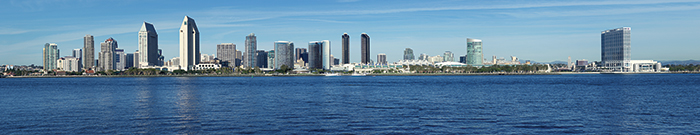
[1,74,700,134]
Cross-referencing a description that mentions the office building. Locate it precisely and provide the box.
[157,49,164,66]
[83,35,94,69]
[342,33,350,64]
[217,43,236,65]
[115,48,125,70]
[361,33,370,64]
[418,53,428,60]
[179,16,200,70]
[245,33,257,68]
[256,50,268,68]
[321,40,331,70]
[57,56,80,72]
[308,41,321,69]
[72,49,82,59]
[459,55,467,64]
[466,38,483,65]
[443,51,454,62]
[295,48,307,61]
[125,53,134,69]
[43,43,59,70]
[138,22,159,67]
[267,50,275,68]
[404,48,414,60]
[601,27,631,68]
[133,51,139,68]
[377,53,387,65]
[300,52,308,64]
[99,38,117,71]
[274,41,294,69]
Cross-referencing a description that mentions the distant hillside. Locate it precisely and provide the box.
[659,60,700,65]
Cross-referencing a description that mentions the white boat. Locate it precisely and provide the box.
[324,73,340,76]
[351,73,366,76]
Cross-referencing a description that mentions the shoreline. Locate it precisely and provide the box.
[5,72,696,78]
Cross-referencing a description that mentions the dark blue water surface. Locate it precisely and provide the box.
[1,74,700,134]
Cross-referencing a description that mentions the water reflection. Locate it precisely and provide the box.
[176,77,202,134]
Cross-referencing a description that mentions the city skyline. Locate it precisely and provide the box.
[2,0,700,65]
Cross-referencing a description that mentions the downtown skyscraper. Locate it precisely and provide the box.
[138,22,159,67]
[308,40,330,70]
[245,33,257,68]
[403,48,414,60]
[179,16,200,70]
[601,27,631,67]
[83,35,94,69]
[43,43,59,70]
[99,38,117,71]
[361,33,370,64]
[466,38,483,65]
[274,41,294,69]
[377,53,387,65]
[342,33,349,64]
[217,43,236,65]
[443,51,454,62]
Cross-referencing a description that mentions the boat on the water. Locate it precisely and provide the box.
[351,73,366,76]
[325,73,340,76]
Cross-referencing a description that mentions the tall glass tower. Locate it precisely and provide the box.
[274,41,294,69]
[43,43,59,70]
[83,35,94,69]
[361,33,370,64]
[342,33,349,64]
[466,38,483,65]
[245,33,257,68]
[601,27,631,68]
[403,48,414,60]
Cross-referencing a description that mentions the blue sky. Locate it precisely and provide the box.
[2,0,700,65]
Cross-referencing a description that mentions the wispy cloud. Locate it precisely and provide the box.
[0,27,35,35]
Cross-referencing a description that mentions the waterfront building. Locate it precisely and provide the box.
[267,50,275,68]
[418,53,428,60]
[98,38,117,71]
[295,48,307,62]
[600,27,661,72]
[404,48,414,60]
[125,53,134,69]
[57,56,81,72]
[443,51,454,62]
[300,52,308,64]
[245,33,257,68]
[601,27,631,69]
[274,41,294,69]
[157,49,164,66]
[235,50,242,67]
[193,63,221,70]
[115,48,125,70]
[428,55,443,63]
[83,35,94,69]
[466,38,483,65]
[72,49,82,59]
[308,41,322,69]
[377,53,387,65]
[179,16,200,71]
[342,33,350,64]
[256,50,267,68]
[361,33,370,64]
[216,43,236,65]
[43,43,59,70]
[138,22,159,68]
[133,51,139,68]
[321,40,331,70]
[459,55,467,64]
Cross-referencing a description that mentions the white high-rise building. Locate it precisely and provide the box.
[99,38,117,71]
[321,40,331,70]
[377,53,387,65]
[179,16,200,70]
[72,49,82,59]
[138,22,159,68]
[57,56,81,72]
